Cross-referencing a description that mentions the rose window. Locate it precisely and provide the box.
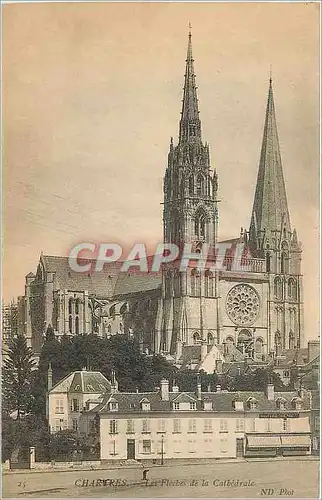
[226,284,260,326]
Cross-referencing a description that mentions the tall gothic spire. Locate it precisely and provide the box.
[179,28,202,143]
[249,78,291,249]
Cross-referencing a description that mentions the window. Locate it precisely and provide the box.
[274,277,283,299]
[283,371,290,378]
[173,440,181,454]
[75,299,80,315]
[109,419,118,434]
[173,402,180,411]
[283,418,290,432]
[55,399,64,414]
[188,440,197,453]
[204,270,214,297]
[204,419,212,433]
[72,419,78,431]
[220,437,228,453]
[142,419,150,433]
[126,419,135,434]
[188,419,196,433]
[110,401,118,411]
[109,440,117,456]
[204,438,213,452]
[248,399,257,410]
[141,401,150,411]
[236,418,244,432]
[173,419,181,433]
[157,419,166,433]
[288,278,297,300]
[277,400,286,411]
[70,399,80,412]
[69,315,73,334]
[189,176,194,195]
[142,440,151,454]
[220,419,228,432]
[190,402,196,410]
[266,418,272,432]
[68,298,73,315]
[75,316,79,335]
[250,418,256,432]
[192,331,200,344]
[196,175,204,196]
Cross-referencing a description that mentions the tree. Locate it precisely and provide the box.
[3,335,36,420]
[45,324,55,342]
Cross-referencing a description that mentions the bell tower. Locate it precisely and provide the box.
[249,78,304,352]
[156,29,220,359]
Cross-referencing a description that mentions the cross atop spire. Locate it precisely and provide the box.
[179,28,202,143]
[249,78,291,252]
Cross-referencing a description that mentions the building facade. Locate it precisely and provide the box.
[20,31,305,367]
[80,378,311,461]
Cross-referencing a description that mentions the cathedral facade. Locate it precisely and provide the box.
[20,32,304,364]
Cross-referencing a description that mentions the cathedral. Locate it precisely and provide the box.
[20,32,304,366]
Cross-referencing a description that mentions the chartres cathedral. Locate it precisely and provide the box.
[20,32,304,368]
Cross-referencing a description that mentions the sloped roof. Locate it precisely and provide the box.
[33,255,162,298]
[49,369,111,394]
[87,388,310,414]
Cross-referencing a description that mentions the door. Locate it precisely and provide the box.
[236,438,244,457]
[127,439,135,460]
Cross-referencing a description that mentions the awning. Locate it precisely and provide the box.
[247,436,281,448]
[281,436,311,448]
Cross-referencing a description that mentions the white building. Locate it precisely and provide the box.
[81,378,312,461]
[47,367,112,433]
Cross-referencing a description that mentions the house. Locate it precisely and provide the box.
[80,377,312,462]
[47,367,112,433]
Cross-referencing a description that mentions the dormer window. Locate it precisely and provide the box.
[276,398,287,411]
[190,402,197,410]
[140,399,151,411]
[109,399,118,411]
[292,398,303,410]
[234,401,244,411]
[247,398,257,410]
[173,402,180,411]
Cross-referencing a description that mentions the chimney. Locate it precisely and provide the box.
[216,384,221,393]
[215,359,223,374]
[47,363,53,391]
[307,340,319,362]
[266,383,275,401]
[172,380,179,393]
[160,379,169,401]
[111,369,118,395]
[196,374,202,400]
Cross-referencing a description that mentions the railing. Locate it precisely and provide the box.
[222,257,265,273]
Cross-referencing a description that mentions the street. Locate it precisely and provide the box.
[2,459,319,498]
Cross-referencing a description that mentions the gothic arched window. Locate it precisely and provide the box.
[207,332,214,344]
[69,315,73,334]
[189,176,194,195]
[109,305,116,319]
[191,268,200,296]
[281,252,289,274]
[196,175,204,196]
[275,331,282,352]
[68,298,73,315]
[288,278,297,300]
[289,331,295,349]
[193,332,201,344]
[204,270,214,297]
[274,277,283,299]
[266,252,271,273]
[75,316,79,335]
[194,211,206,239]
[255,337,264,355]
[75,298,80,315]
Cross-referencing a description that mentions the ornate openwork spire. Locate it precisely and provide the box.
[249,78,291,249]
[179,27,202,143]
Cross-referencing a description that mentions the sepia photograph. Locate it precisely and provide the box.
[2,1,320,498]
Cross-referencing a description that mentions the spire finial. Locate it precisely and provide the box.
[189,22,192,37]
[269,64,273,84]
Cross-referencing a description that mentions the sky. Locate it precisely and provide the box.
[3,2,320,340]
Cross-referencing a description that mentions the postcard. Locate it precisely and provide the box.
[2,1,320,499]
